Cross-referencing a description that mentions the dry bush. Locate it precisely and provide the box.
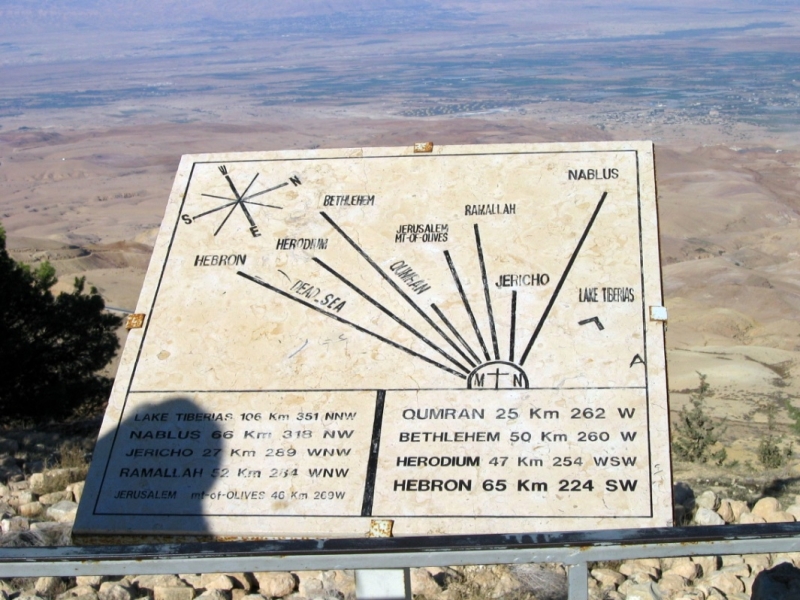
[56,440,88,470]
[34,441,89,494]
[416,565,545,600]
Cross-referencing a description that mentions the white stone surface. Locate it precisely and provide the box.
[74,141,671,540]
[624,581,663,600]
[46,500,78,523]
[752,497,781,517]
[694,507,725,526]
[695,490,719,511]
[252,573,295,598]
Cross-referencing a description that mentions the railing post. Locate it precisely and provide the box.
[567,561,589,600]
[355,568,411,600]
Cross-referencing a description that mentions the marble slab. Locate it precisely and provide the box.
[73,141,672,541]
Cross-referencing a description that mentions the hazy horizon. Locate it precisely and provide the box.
[1,0,798,132]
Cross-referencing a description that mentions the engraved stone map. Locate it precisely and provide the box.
[74,141,673,540]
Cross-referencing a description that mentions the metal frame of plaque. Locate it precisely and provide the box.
[74,141,672,542]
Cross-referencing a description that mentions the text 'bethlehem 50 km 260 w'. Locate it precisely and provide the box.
[74,141,671,542]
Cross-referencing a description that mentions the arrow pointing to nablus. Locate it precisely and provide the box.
[578,316,605,330]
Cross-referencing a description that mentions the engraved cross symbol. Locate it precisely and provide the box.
[485,367,510,390]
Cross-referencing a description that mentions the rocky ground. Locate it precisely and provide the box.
[3,427,800,599]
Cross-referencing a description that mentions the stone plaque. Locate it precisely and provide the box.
[74,141,672,541]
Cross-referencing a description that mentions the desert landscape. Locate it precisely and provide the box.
[4,117,800,474]
[3,0,800,472]
[2,0,800,596]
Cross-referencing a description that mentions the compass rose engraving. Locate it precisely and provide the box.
[182,165,301,237]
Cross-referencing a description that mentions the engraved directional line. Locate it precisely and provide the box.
[214,201,243,236]
[200,183,288,208]
[474,224,500,360]
[578,316,605,330]
[241,182,288,202]
[192,200,238,219]
[313,257,472,372]
[226,171,258,228]
[237,271,467,380]
[443,250,492,362]
[319,211,476,368]
[509,290,517,362]
[519,191,608,366]
[430,304,482,365]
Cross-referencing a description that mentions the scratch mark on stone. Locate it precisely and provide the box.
[288,339,308,358]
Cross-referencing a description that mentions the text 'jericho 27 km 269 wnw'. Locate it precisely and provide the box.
[74,141,672,542]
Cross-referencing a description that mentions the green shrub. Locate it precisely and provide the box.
[781,393,800,436]
[756,401,793,469]
[0,224,122,422]
[758,436,792,469]
[672,373,727,463]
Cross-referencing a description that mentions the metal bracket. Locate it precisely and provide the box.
[368,519,394,538]
[413,142,434,153]
[125,313,146,329]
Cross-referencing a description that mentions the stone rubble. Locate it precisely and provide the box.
[4,437,800,599]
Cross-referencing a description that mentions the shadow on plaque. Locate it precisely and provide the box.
[67,395,223,545]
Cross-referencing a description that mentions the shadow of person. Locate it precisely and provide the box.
[73,396,223,544]
[751,561,800,599]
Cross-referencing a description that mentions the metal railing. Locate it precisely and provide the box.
[3,522,800,599]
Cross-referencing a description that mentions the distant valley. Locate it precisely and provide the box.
[1,0,800,475]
